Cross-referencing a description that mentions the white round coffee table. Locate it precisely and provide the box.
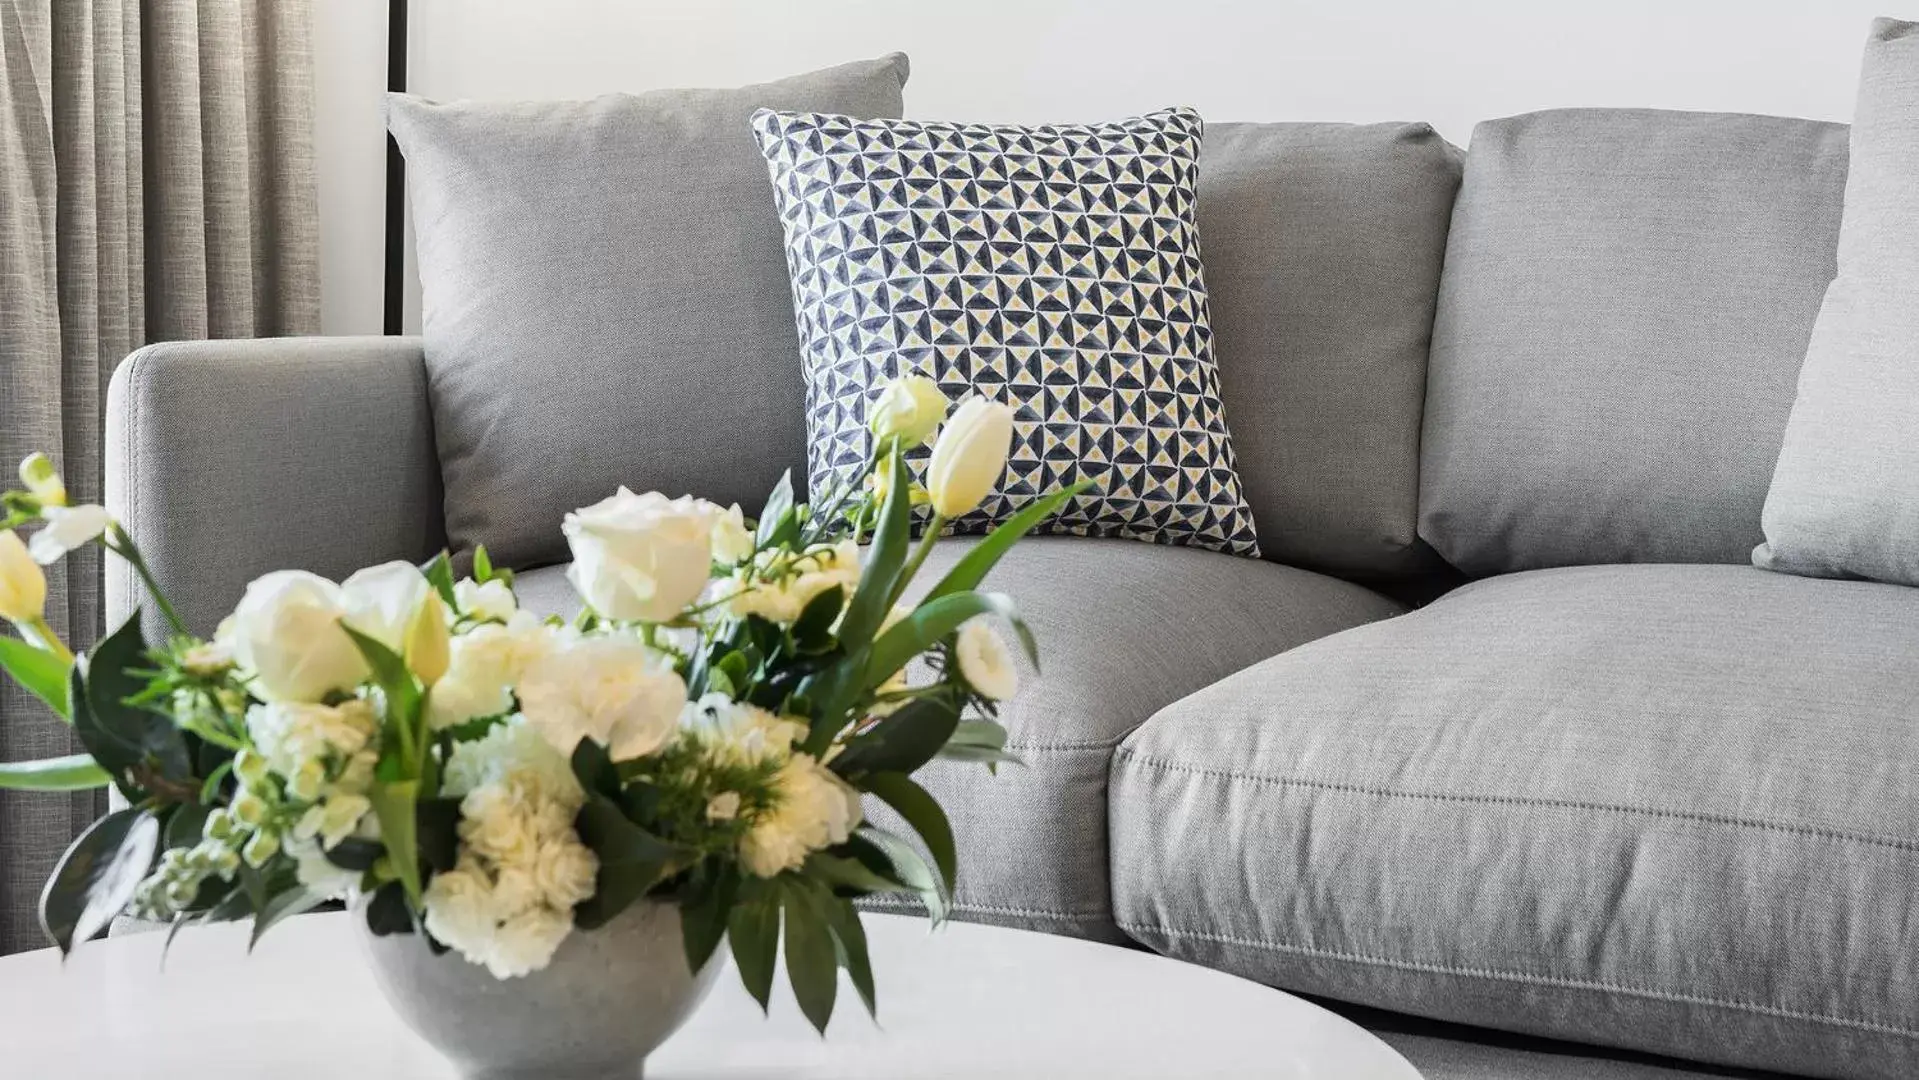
[0,912,1420,1078]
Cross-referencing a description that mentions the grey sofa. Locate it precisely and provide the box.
[104,106,1914,1080]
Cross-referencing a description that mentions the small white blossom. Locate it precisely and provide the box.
[27,504,112,564]
[955,619,1020,701]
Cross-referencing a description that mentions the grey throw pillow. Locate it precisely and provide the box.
[1756,19,1919,585]
[386,54,910,571]
[752,106,1260,557]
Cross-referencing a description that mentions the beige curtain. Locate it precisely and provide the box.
[0,0,319,953]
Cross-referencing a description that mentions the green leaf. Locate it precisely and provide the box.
[573,794,683,929]
[421,551,458,608]
[249,889,324,951]
[472,545,495,584]
[40,808,160,954]
[865,591,1036,691]
[829,696,961,779]
[569,736,621,801]
[756,470,797,547]
[679,865,738,973]
[837,449,913,650]
[824,893,877,1019]
[323,836,384,872]
[781,878,840,1034]
[341,624,422,738]
[862,772,956,895]
[0,635,71,721]
[0,753,111,792]
[163,802,210,852]
[924,480,1095,603]
[368,778,422,907]
[856,827,947,925]
[804,851,912,896]
[727,881,781,1011]
[938,718,1023,772]
[790,585,845,653]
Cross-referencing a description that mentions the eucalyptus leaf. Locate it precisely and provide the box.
[40,808,160,955]
[573,794,682,929]
[569,737,620,801]
[856,826,947,924]
[781,878,839,1034]
[862,772,957,895]
[0,635,71,721]
[938,718,1023,772]
[163,802,211,852]
[804,851,912,897]
[727,883,781,1011]
[73,612,190,787]
[0,752,111,792]
[829,696,961,779]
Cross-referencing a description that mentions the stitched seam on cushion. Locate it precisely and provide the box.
[1114,751,1919,854]
[864,895,1111,920]
[1003,739,1123,753]
[1118,921,1919,1039]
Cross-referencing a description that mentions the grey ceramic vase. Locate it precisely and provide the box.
[356,900,723,1079]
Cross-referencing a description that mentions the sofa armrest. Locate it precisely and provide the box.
[105,336,445,639]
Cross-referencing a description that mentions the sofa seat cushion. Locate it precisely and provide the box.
[513,536,1404,941]
[1110,564,1919,1080]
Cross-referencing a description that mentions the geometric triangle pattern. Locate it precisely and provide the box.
[751,106,1261,557]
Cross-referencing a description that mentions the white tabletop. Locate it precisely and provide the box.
[0,912,1421,1079]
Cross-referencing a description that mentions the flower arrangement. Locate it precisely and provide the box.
[0,376,1082,1031]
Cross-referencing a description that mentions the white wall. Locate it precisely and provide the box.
[314,0,1898,336]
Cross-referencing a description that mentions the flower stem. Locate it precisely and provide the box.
[18,615,73,665]
[890,514,945,607]
[106,525,188,638]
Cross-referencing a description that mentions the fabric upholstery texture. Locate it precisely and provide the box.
[1198,121,1461,579]
[1421,109,1848,576]
[1757,19,1919,586]
[105,337,446,641]
[386,54,909,573]
[513,536,1403,941]
[1112,564,1919,1080]
[754,107,1260,557]
[2,0,320,955]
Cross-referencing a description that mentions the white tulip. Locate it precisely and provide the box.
[17,452,67,506]
[27,504,112,565]
[564,488,718,622]
[404,590,452,687]
[229,571,368,703]
[955,619,1020,700]
[340,561,431,652]
[517,634,687,761]
[0,530,47,625]
[868,374,950,447]
[926,397,1016,518]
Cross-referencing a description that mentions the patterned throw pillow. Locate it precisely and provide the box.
[751,106,1260,557]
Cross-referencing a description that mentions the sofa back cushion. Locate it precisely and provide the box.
[385,54,908,572]
[1419,109,1848,577]
[1199,122,1461,578]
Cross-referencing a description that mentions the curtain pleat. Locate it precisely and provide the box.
[0,0,318,954]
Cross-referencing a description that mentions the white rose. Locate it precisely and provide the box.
[738,753,863,878]
[532,836,598,910]
[229,571,368,702]
[27,503,112,565]
[563,488,718,622]
[517,635,687,761]
[955,619,1020,701]
[709,502,755,567]
[340,561,431,652]
[455,578,518,623]
[485,904,575,979]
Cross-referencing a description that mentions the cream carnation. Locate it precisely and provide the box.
[738,753,863,878]
[517,634,685,761]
